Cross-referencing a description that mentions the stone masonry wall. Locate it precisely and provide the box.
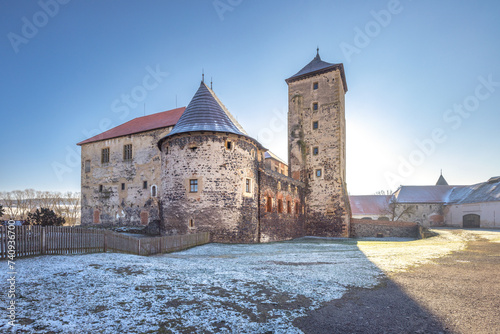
[161,132,261,243]
[80,127,172,226]
[258,169,305,242]
[350,219,418,238]
[395,203,445,227]
[287,67,350,237]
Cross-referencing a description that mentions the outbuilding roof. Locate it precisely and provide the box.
[448,179,500,204]
[77,107,185,145]
[393,186,464,204]
[349,195,391,216]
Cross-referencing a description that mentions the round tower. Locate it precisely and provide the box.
[158,81,264,243]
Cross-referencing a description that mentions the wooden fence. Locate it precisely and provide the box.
[0,225,210,260]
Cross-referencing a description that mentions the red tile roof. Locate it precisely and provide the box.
[77,107,185,146]
[349,195,392,216]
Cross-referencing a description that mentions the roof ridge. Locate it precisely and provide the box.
[205,83,248,136]
[77,107,185,146]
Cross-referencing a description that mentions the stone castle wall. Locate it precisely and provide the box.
[80,127,171,226]
[350,219,418,238]
[258,169,306,242]
[160,132,261,243]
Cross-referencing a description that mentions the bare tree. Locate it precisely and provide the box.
[60,191,81,226]
[2,191,18,219]
[24,188,37,216]
[381,198,416,221]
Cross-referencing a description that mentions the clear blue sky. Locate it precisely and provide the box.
[1,0,499,195]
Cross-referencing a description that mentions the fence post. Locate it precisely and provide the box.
[41,227,46,255]
[103,230,107,253]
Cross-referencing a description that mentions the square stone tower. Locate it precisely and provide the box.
[286,50,351,237]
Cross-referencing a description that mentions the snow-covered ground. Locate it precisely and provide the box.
[2,238,382,333]
[2,229,494,333]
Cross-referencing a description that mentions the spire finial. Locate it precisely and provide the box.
[210,77,213,90]
[202,68,204,83]
[317,46,319,55]
[440,169,443,176]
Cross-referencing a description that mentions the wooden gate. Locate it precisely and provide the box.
[463,214,480,228]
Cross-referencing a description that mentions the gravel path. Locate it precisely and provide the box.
[295,229,500,334]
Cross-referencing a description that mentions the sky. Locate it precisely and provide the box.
[1,0,499,195]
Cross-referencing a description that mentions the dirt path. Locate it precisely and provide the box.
[294,234,500,334]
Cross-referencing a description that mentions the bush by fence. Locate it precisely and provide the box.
[0,225,209,259]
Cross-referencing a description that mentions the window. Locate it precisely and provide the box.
[313,82,319,90]
[189,219,195,228]
[84,160,91,173]
[313,103,318,111]
[287,201,291,214]
[165,146,169,154]
[275,167,278,172]
[313,147,319,155]
[99,185,103,192]
[101,148,110,164]
[123,144,132,161]
[266,196,272,213]
[245,179,251,193]
[278,199,283,213]
[143,181,148,189]
[226,141,232,150]
[313,121,319,130]
[190,179,198,193]
[316,169,322,177]
[121,183,125,191]
[295,202,300,215]
[151,185,157,197]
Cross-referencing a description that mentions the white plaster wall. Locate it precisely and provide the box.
[445,202,500,228]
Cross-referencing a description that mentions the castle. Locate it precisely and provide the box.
[78,51,351,243]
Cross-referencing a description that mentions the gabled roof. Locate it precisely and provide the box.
[285,50,348,92]
[166,81,247,137]
[264,151,287,165]
[393,186,464,204]
[349,195,391,216]
[77,107,185,145]
[448,179,500,204]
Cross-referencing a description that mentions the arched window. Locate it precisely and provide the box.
[151,185,157,197]
[266,197,272,213]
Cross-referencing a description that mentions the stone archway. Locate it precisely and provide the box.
[463,214,480,228]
